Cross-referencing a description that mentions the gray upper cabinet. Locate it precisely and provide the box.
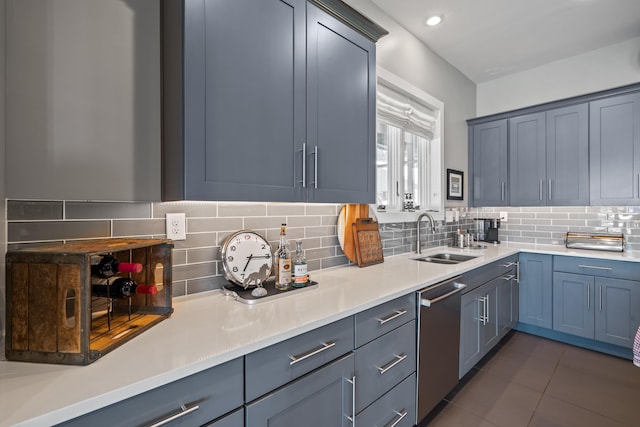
[162,0,382,203]
[469,119,509,206]
[590,92,640,205]
[509,104,588,206]
[509,112,546,206]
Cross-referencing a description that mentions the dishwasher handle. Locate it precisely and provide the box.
[420,282,467,307]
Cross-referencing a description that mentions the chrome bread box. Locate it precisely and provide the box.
[565,232,625,252]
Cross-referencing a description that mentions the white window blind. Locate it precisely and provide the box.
[377,83,437,140]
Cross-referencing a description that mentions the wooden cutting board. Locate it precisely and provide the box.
[338,204,369,262]
[352,217,383,267]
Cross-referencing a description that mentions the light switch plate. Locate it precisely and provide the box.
[166,213,186,240]
[499,211,508,222]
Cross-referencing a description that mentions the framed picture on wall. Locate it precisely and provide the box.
[447,169,463,200]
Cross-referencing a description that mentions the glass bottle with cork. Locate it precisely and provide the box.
[274,224,292,290]
[292,240,309,287]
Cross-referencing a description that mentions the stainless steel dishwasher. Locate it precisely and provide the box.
[416,276,467,424]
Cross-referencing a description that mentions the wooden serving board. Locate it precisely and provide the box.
[338,204,370,262]
[352,218,383,267]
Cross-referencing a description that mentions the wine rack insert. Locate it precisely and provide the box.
[5,238,174,365]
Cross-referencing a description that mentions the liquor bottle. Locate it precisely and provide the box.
[91,255,143,279]
[292,240,309,287]
[274,224,292,290]
[91,277,157,299]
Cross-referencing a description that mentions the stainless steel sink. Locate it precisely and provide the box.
[411,253,477,264]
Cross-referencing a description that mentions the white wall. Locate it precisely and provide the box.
[345,0,477,207]
[477,36,640,117]
[5,0,161,201]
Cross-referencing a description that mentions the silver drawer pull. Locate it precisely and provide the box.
[377,353,407,375]
[376,309,408,325]
[502,275,515,281]
[578,264,612,271]
[290,341,336,365]
[388,409,408,427]
[149,403,200,427]
[501,262,514,268]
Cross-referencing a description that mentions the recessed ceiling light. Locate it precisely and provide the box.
[425,15,442,27]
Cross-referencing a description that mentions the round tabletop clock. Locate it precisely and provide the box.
[221,230,273,288]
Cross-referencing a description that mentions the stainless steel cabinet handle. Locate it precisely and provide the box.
[578,264,612,271]
[502,274,515,281]
[548,179,552,201]
[376,309,407,325]
[149,404,200,427]
[478,296,488,325]
[501,262,514,268]
[388,409,408,427]
[501,182,505,201]
[377,353,408,375]
[421,283,467,307]
[486,294,490,323]
[312,145,318,189]
[637,174,639,199]
[290,341,336,365]
[298,143,307,188]
[587,284,590,309]
[600,286,603,311]
[539,180,543,201]
[515,261,520,283]
[346,376,356,426]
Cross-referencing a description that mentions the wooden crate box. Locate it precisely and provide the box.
[6,238,174,365]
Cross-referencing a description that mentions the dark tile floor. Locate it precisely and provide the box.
[422,331,640,427]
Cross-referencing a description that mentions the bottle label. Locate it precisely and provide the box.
[293,264,308,283]
[278,258,292,285]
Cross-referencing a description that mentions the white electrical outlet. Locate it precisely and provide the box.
[499,211,508,222]
[166,213,186,240]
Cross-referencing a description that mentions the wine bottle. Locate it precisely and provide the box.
[91,277,157,299]
[274,224,292,290]
[91,255,143,278]
[292,240,309,287]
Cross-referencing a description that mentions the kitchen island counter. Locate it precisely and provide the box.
[2,242,638,426]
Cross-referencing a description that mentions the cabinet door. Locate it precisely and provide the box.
[590,92,640,205]
[180,0,306,202]
[519,253,553,328]
[553,272,594,339]
[245,353,354,427]
[497,273,517,339]
[459,287,483,378]
[306,3,376,203]
[509,112,546,206]
[481,279,500,352]
[546,103,589,206]
[595,277,640,348]
[470,119,509,206]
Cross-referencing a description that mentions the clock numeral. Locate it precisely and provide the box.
[240,273,245,280]
[244,235,251,240]
[227,256,234,262]
[232,266,238,272]
[230,245,236,252]
[261,244,266,250]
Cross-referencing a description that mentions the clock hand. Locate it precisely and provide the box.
[243,254,254,272]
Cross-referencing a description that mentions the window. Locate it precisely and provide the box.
[375,69,443,217]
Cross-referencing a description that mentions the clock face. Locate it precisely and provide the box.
[221,230,274,286]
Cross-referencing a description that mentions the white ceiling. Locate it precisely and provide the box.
[370,0,640,83]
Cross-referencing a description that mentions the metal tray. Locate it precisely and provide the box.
[222,279,318,305]
[565,232,624,252]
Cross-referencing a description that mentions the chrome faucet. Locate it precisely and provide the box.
[416,212,436,254]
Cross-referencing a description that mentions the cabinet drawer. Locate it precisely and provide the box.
[355,293,416,347]
[58,358,243,427]
[356,373,416,427]
[355,320,416,412]
[209,408,243,427]
[460,255,517,293]
[553,256,640,281]
[245,316,354,402]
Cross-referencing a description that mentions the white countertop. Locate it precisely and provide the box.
[2,243,639,426]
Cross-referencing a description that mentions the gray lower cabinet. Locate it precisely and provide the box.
[162,0,378,203]
[469,119,509,206]
[590,91,640,205]
[353,294,417,425]
[553,257,640,348]
[57,358,244,427]
[355,373,416,427]
[518,253,553,328]
[245,353,355,427]
[459,257,517,378]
